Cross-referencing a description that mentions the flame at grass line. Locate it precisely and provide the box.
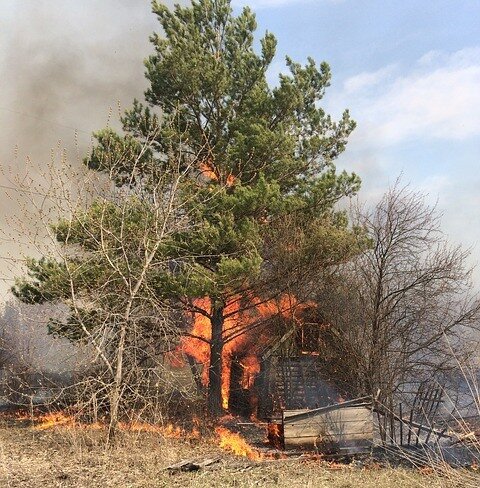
[267,422,284,450]
[178,294,310,411]
[10,410,199,438]
[6,410,283,460]
[118,421,200,439]
[33,411,79,430]
[215,426,264,460]
[9,410,81,430]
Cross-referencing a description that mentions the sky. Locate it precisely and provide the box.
[1,0,480,298]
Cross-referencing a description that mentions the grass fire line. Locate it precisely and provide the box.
[6,409,273,461]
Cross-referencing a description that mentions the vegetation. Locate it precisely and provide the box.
[315,182,480,406]
[4,3,479,474]
[1,423,469,488]
[12,0,361,422]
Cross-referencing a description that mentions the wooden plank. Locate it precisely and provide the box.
[284,418,373,428]
[283,397,371,421]
[283,403,374,453]
[283,410,373,427]
[284,413,373,437]
[284,431,373,443]
[284,421,373,436]
[399,403,403,446]
[285,436,372,449]
[284,416,373,430]
[407,408,414,446]
[284,406,371,422]
[284,420,372,430]
[284,432,374,444]
[285,407,372,424]
[284,409,309,417]
[285,433,373,442]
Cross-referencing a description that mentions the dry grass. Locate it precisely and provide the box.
[0,422,477,487]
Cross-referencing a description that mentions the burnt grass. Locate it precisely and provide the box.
[0,420,479,487]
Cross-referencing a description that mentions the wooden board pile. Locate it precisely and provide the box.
[281,397,373,454]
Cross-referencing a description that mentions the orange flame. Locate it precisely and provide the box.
[33,411,76,430]
[12,410,199,439]
[178,294,309,411]
[267,422,284,449]
[199,161,236,187]
[215,426,263,460]
[119,421,200,439]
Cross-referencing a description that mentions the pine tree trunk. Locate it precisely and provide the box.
[207,302,225,416]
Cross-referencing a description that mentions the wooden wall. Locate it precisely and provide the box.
[282,402,373,453]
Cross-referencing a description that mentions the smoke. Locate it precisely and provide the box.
[0,0,183,299]
[0,299,80,374]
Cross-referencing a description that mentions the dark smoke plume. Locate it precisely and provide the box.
[0,0,182,298]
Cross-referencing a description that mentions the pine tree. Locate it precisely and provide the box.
[14,0,361,417]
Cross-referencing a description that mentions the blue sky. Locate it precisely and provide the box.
[1,0,479,294]
[233,0,480,270]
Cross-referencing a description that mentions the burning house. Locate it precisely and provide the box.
[172,295,339,416]
[170,293,374,453]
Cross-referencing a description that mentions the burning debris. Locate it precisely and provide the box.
[267,422,284,450]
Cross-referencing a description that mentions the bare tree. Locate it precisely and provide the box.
[5,122,202,440]
[317,181,480,406]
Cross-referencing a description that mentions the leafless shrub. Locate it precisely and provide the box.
[1,117,209,440]
[316,180,480,407]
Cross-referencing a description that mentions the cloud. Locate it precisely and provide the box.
[343,64,398,94]
[330,48,480,285]
[335,47,480,147]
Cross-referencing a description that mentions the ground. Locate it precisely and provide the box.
[0,422,478,487]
